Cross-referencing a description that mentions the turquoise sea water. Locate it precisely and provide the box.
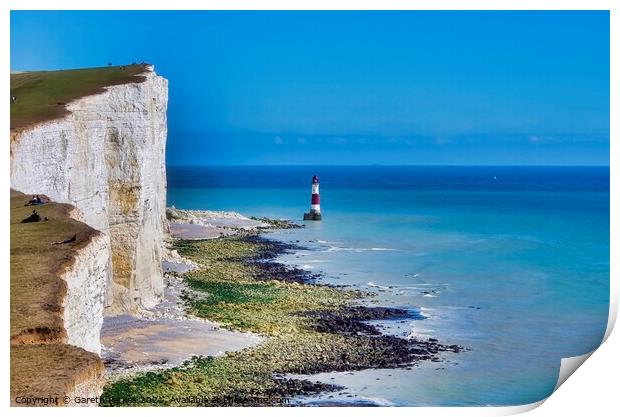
[167,166,609,406]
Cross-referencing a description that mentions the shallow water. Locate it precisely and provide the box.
[167,165,609,406]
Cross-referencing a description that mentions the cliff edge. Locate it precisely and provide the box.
[10,64,169,314]
[10,190,106,405]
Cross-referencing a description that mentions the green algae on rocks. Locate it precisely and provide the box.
[101,234,462,406]
[250,217,304,229]
[179,235,356,334]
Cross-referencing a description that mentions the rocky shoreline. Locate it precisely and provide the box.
[100,220,463,406]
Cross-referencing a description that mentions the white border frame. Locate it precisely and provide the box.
[1,2,616,416]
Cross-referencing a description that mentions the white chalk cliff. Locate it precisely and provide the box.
[10,66,168,316]
[61,229,110,354]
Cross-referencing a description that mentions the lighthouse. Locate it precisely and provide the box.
[303,175,322,221]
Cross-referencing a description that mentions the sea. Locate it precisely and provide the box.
[167,165,610,407]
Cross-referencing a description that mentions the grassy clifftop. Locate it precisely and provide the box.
[10,64,149,131]
[11,345,104,406]
[10,189,97,344]
[10,190,105,405]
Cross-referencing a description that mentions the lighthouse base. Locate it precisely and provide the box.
[303,211,322,221]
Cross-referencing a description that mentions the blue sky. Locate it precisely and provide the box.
[11,11,609,165]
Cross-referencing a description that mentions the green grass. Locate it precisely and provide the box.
[10,190,104,404]
[10,190,98,341]
[10,64,148,131]
[11,344,104,405]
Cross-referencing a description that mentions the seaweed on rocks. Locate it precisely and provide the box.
[300,306,415,336]
[101,229,464,406]
[250,217,305,230]
[251,261,321,284]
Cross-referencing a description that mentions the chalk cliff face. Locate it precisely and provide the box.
[61,230,109,354]
[10,67,168,314]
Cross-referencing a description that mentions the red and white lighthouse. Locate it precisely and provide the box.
[303,175,322,221]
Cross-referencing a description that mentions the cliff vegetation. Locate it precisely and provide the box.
[10,189,96,343]
[10,190,104,405]
[10,64,148,132]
